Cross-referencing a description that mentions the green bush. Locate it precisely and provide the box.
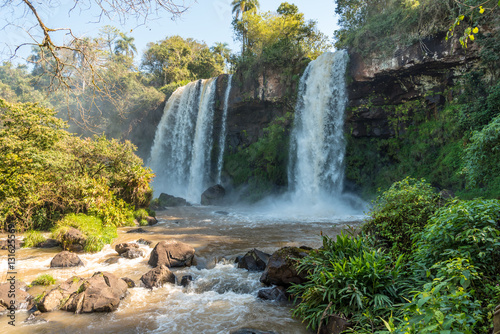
[134,208,149,221]
[414,199,500,275]
[363,177,440,255]
[23,230,46,248]
[52,213,118,253]
[31,274,56,286]
[290,232,409,331]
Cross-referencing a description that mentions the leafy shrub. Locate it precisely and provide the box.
[23,231,46,248]
[139,219,149,226]
[290,232,409,331]
[395,258,483,334]
[414,199,500,275]
[134,208,149,221]
[31,274,56,286]
[52,213,118,253]
[363,177,440,255]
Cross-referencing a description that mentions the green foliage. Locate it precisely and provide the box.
[31,274,56,286]
[134,208,149,221]
[363,177,440,255]
[414,199,500,275]
[224,112,292,202]
[395,258,483,334]
[160,79,191,100]
[23,231,47,248]
[290,232,409,331]
[52,213,118,253]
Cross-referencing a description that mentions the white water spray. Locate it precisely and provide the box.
[288,51,349,203]
[216,74,233,184]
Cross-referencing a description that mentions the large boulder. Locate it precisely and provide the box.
[115,243,139,255]
[200,184,226,205]
[237,249,270,271]
[257,286,288,302]
[0,280,32,311]
[260,247,310,287]
[38,276,83,312]
[37,238,61,248]
[60,227,87,252]
[61,272,128,313]
[50,251,84,268]
[140,265,176,289]
[121,249,144,259]
[155,193,190,208]
[148,241,195,268]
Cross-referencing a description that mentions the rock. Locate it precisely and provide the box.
[260,247,310,287]
[137,238,153,246]
[215,210,229,215]
[319,315,350,334]
[0,280,32,310]
[140,265,176,289]
[38,276,83,312]
[230,329,278,334]
[121,249,144,259]
[148,241,195,268]
[439,189,455,201]
[257,286,288,302]
[146,216,158,225]
[50,251,84,268]
[121,277,136,288]
[60,227,87,252]
[237,249,270,271]
[23,312,47,324]
[494,304,500,334]
[0,238,23,250]
[61,272,128,313]
[157,193,191,207]
[104,257,120,265]
[201,184,226,205]
[180,275,193,287]
[127,228,148,234]
[115,242,139,255]
[37,238,61,248]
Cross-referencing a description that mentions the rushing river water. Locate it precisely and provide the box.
[1,205,364,334]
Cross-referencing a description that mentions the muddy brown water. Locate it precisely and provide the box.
[0,205,365,334]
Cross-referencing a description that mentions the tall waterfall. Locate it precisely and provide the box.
[216,74,233,184]
[148,78,218,203]
[288,51,349,202]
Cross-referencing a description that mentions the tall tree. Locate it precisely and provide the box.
[114,33,137,58]
[231,0,260,19]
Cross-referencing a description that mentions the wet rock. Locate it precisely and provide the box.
[104,257,120,265]
[140,265,176,289]
[127,228,148,234]
[201,184,226,205]
[121,277,136,288]
[230,329,278,334]
[257,286,288,302]
[115,242,139,255]
[24,311,47,324]
[260,247,310,287]
[61,272,128,313]
[148,240,195,268]
[121,249,144,259]
[38,276,83,312]
[0,238,23,250]
[237,249,270,271]
[137,238,153,246]
[50,251,84,268]
[157,193,191,207]
[180,275,193,287]
[37,238,61,248]
[59,227,87,252]
[215,211,229,215]
[319,315,350,334]
[146,216,158,225]
[0,280,32,310]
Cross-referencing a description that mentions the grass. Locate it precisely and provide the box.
[51,213,118,253]
[32,274,56,286]
[23,230,47,248]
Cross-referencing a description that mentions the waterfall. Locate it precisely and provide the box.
[148,78,218,203]
[288,51,349,202]
[216,74,233,184]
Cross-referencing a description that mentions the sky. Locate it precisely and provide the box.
[0,0,340,64]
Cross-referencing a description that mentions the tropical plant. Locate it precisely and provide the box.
[231,0,260,19]
[31,274,56,286]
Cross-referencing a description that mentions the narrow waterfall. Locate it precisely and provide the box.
[216,74,233,184]
[288,51,349,202]
[148,78,218,203]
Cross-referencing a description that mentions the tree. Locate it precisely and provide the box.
[114,33,137,58]
[231,0,260,19]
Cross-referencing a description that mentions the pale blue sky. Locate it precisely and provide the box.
[0,0,339,64]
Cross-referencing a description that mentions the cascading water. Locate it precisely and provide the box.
[148,78,218,203]
[288,50,349,203]
[216,74,233,184]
